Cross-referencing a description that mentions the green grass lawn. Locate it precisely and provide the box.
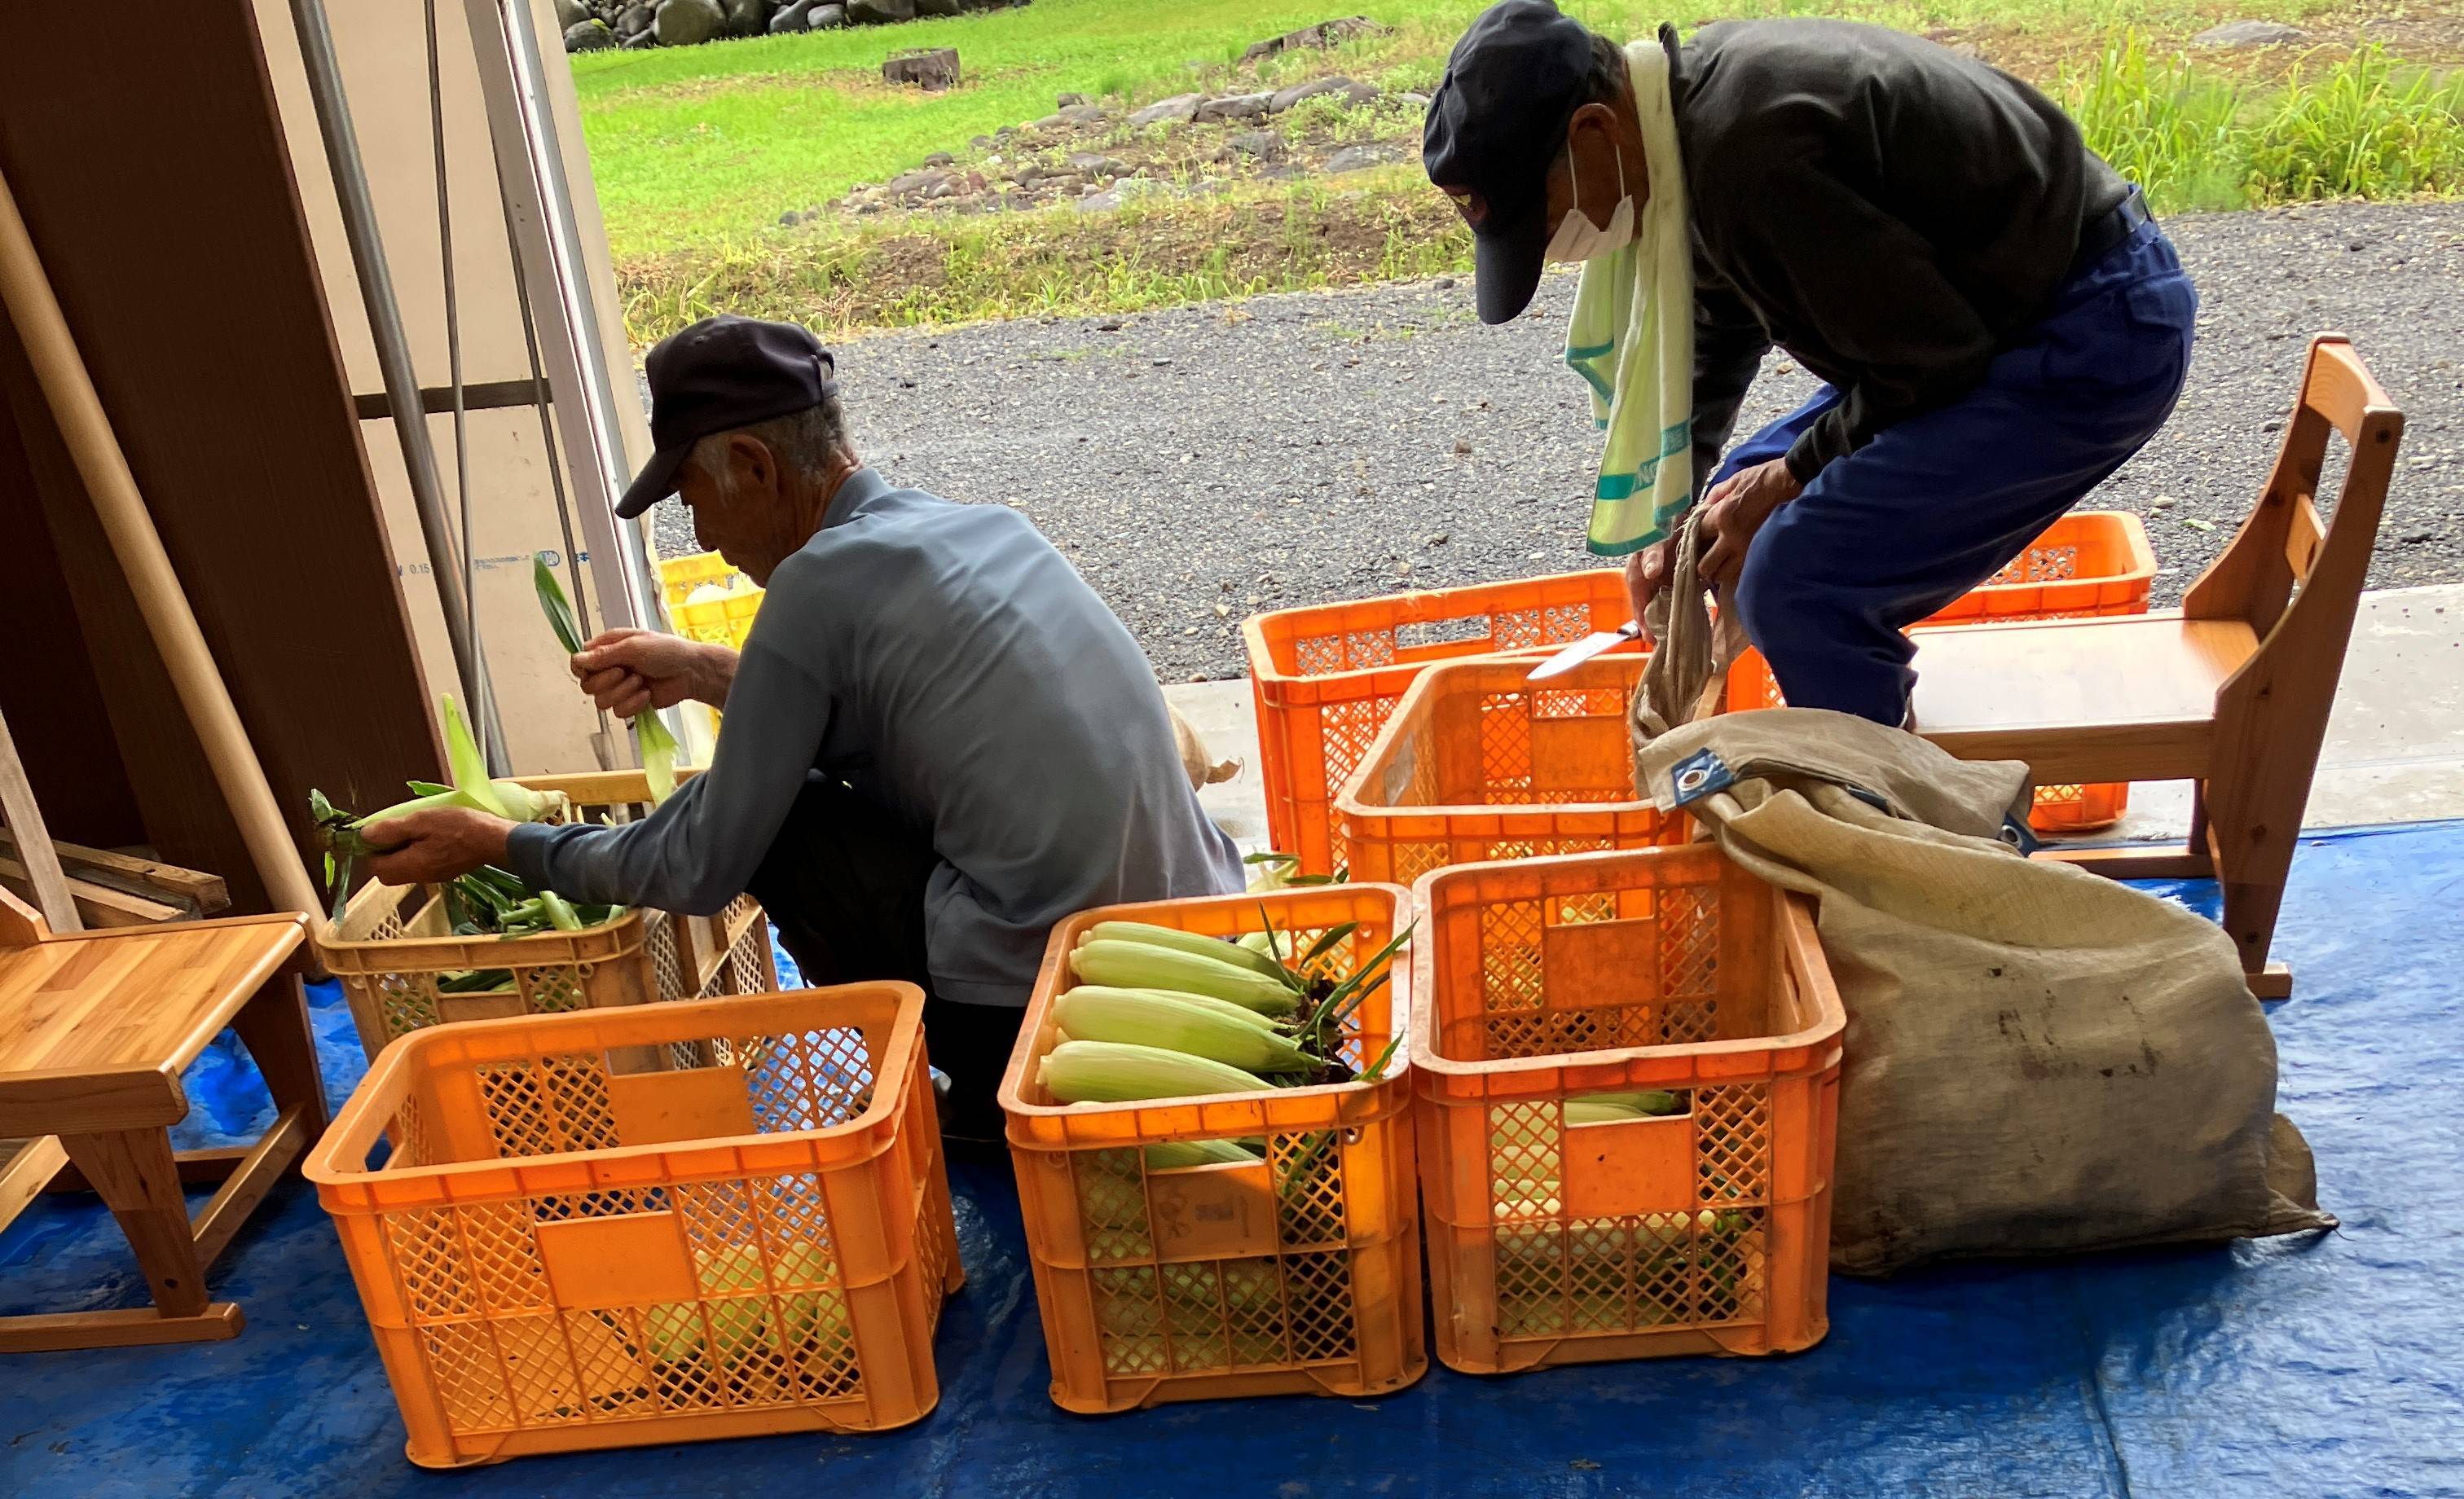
[574,0,2457,339]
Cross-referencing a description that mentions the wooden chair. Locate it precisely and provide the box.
[1909,334,2401,1000]
[0,887,326,1351]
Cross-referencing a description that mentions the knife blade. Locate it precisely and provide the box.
[1525,622,1640,682]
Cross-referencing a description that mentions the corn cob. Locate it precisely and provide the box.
[1142,1138,1264,1169]
[1082,920,1290,982]
[1063,984,1278,1033]
[1039,1040,1274,1103]
[1564,1091,1685,1125]
[1068,939,1297,1016]
[1055,988,1312,1075]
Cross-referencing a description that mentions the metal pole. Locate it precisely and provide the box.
[460,0,662,637]
[288,0,513,774]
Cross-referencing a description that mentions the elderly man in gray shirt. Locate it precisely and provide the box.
[367,315,1245,1137]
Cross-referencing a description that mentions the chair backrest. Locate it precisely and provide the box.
[2187,335,2402,826]
[2185,333,2401,640]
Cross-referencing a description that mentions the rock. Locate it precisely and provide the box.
[1057,91,1086,108]
[923,150,955,167]
[846,0,914,21]
[882,46,961,89]
[915,0,964,13]
[1066,152,1126,177]
[1227,130,1287,161]
[564,18,618,50]
[723,0,768,35]
[1269,76,1353,112]
[1339,81,1382,108]
[769,0,816,29]
[2193,20,2308,47]
[970,134,994,148]
[1258,161,1307,181]
[653,0,725,46]
[1198,91,1274,124]
[1325,144,1387,174]
[886,167,955,196]
[778,209,803,226]
[1240,15,1387,65]
[1394,90,1429,109]
[1128,92,1203,128]
[1033,113,1066,130]
[807,2,846,24]
[553,0,590,26]
[1058,103,1109,127]
[619,28,659,46]
[614,2,655,34]
[1079,188,1126,212]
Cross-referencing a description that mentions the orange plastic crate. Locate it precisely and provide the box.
[307,984,962,1468]
[1410,846,1845,1374]
[1334,653,1679,887]
[1244,570,1636,873]
[1724,511,2154,833]
[999,883,1425,1413]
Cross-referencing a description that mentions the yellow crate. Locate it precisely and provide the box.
[657,551,746,609]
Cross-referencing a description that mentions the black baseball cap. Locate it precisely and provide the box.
[1423,0,1598,324]
[616,314,839,517]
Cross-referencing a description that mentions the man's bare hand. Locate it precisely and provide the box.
[1698,458,1805,588]
[1624,538,1677,644]
[572,629,729,716]
[363,807,517,886]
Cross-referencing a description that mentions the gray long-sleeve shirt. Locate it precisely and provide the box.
[508,468,1245,1007]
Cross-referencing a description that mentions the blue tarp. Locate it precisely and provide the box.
[3,824,2460,1498]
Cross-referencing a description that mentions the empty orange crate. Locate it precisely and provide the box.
[1410,846,1845,1374]
[1724,511,2154,833]
[1244,570,1636,873]
[999,883,1424,1413]
[1334,653,1678,886]
[307,983,962,1468]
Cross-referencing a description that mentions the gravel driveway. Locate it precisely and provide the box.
[649,200,2464,681]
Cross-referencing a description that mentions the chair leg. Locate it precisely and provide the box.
[0,1128,245,1352]
[232,973,331,1139]
[2204,776,2300,1000]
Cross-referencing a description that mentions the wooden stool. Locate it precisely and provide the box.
[1912,335,2402,1000]
[0,889,325,1352]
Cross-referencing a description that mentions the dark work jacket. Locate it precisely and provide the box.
[1668,20,2132,485]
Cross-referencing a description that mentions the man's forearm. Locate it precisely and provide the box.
[693,641,739,707]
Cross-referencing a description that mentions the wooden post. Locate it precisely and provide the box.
[0,165,320,918]
[0,706,77,932]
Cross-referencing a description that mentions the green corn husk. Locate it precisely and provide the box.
[1067,939,1298,1016]
[1082,921,1289,982]
[1143,1139,1265,1169]
[535,555,679,807]
[1054,988,1313,1075]
[1039,1040,1275,1103]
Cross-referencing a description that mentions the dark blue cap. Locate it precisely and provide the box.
[618,314,839,517]
[1423,0,1597,323]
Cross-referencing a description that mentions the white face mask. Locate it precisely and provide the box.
[1542,134,1635,263]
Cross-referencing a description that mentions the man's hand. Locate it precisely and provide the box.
[1624,538,1677,644]
[363,807,517,886]
[573,629,731,715]
[1698,458,1805,588]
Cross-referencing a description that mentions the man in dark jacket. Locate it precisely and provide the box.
[1424,2,2198,726]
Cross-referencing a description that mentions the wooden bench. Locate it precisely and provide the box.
[0,888,325,1351]
[1913,334,2402,999]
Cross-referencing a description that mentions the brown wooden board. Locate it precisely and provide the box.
[0,5,442,913]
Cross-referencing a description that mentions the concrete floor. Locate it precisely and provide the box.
[1168,582,2464,855]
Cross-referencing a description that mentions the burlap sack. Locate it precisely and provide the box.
[1628,534,2332,1273]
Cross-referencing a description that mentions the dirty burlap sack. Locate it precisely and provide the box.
[1626,515,2333,1274]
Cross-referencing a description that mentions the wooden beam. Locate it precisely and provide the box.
[46,1142,253,1194]
[0,829,224,912]
[0,853,181,926]
[0,1302,243,1352]
[0,1133,68,1235]
[190,1106,306,1270]
[0,704,77,932]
